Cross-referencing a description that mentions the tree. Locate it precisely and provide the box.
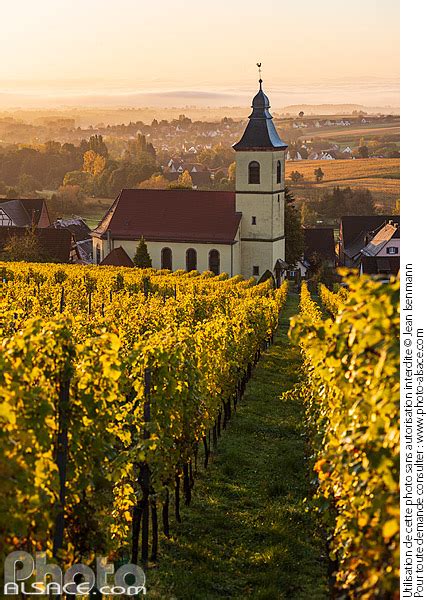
[43,140,61,154]
[133,236,152,268]
[1,226,48,262]
[126,133,156,161]
[393,199,400,215]
[316,186,377,221]
[5,188,18,199]
[49,185,86,219]
[63,170,93,193]
[314,167,324,183]
[298,111,305,118]
[358,145,369,158]
[169,171,193,189]
[300,201,317,226]
[299,146,309,160]
[290,171,303,183]
[17,174,42,195]
[138,174,170,189]
[284,187,305,267]
[227,162,236,182]
[88,134,109,158]
[83,150,106,177]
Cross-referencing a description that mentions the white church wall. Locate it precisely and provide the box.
[236,193,274,239]
[272,237,286,266]
[239,240,273,280]
[95,237,238,275]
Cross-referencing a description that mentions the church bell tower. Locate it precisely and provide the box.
[233,69,288,282]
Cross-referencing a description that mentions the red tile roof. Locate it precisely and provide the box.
[100,246,134,267]
[92,189,241,245]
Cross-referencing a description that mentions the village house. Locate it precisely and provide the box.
[359,255,400,280]
[50,217,93,264]
[339,215,400,268]
[92,78,288,282]
[0,198,51,228]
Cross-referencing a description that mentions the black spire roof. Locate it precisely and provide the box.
[233,79,288,151]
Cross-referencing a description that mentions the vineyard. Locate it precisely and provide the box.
[0,263,287,570]
[0,261,399,599]
[288,278,400,598]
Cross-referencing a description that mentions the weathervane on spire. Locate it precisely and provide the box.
[256,62,262,88]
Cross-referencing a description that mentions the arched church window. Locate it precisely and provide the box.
[248,161,260,184]
[209,249,220,275]
[277,160,282,184]
[186,248,197,271]
[161,247,173,270]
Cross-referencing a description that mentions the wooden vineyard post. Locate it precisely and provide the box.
[141,368,151,565]
[59,287,65,313]
[162,489,170,538]
[143,277,149,299]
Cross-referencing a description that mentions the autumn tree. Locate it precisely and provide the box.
[83,150,107,176]
[138,174,170,189]
[169,171,193,189]
[133,236,152,268]
[227,162,236,182]
[1,227,49,262]
[393,199,400,215]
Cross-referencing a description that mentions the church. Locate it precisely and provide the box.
[92,77,289,282]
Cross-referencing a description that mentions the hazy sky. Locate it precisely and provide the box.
[1,0,399,107]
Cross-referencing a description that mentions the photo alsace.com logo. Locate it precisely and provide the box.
[4,551,146,596]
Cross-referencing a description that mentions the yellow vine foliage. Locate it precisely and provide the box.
[318,283,347,318]
[0,262,288,564]
[290,280,399,598]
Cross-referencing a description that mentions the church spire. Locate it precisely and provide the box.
[233,65,288,151]
[257,62,263,88]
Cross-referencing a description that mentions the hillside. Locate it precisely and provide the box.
[285,158,400,211]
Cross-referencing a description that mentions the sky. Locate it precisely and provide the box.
[1,0,400,108]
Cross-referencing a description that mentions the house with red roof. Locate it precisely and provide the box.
[92,77,288,281]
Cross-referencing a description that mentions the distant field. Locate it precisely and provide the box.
[303,125,400,142]
[286,158,400,211]
[278,121,400,145]
[285,158,399,182]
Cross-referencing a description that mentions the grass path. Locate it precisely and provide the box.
[148,293,329,599]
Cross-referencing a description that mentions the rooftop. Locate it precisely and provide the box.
[100,246,134,267]
[92,188,242,245]
[233,80,288,152]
